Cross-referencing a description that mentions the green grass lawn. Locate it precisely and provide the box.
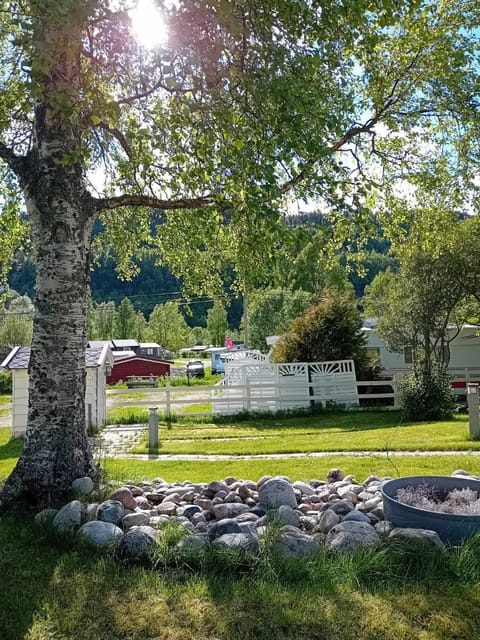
[131,411,480,455]
[102,455,480,485]
[1,512,480,640]
[3,416,480,640]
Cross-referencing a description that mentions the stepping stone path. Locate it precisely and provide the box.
[37,470,480,561]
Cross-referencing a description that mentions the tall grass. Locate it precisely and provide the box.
[2,513,480,640]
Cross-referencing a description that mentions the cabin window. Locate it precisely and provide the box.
[146,348,154,355]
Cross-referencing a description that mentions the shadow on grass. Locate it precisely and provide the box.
[2,516,480,640]
[157,410,407,433]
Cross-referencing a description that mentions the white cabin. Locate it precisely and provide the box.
[363,324,480,373]
[1,344,114,437]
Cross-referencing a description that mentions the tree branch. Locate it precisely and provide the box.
[279,118,379,195]
[279,52,424,196]
[95,193,216,213]
[0,141,28,180]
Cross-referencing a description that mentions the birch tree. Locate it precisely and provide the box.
[0,0,478,507]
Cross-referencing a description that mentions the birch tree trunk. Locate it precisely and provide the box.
[1,120,98,506]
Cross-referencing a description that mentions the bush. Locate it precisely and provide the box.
[399,368,455,421]
[0,370,12,394]
[270,288,375,380]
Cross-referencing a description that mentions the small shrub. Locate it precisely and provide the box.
[0,370,12,394]
[399,368,455,421]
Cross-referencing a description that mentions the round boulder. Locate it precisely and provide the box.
[326,521,380,552]
[109,487,138,511]
[52,500,83,535]
[71,477,94,496]
[116,527,157,560]
[258,478,297,510]
[97,500,124,526]
[78,521,123,548]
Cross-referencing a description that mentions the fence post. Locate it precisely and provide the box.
[165,380,171,421]
[148,406,159,450]
[393,373,405,410]
[245,381,251,412]
[467,383,480,440]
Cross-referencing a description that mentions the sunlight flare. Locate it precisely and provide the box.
[130,0,168,48]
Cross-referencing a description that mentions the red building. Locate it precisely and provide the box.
[107,354,173,384]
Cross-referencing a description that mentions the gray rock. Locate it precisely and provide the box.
[237,522,258,538]
[258,478,297,510]
[156,501,178,516]
[257,475,274,490]
[375,520,394,537]
[84,503,99,521]
[224,491,243,503]
[116,527,157,559]
[293,481,316,496]
[191,512,207,525]
[342,510,371,524]
[328,500,354,516]
[97,500,124,526]
[135,496,151,509]
[212,503,250,520]
[299,516,317,531]
[149,515,170,527]
[237,484,252,500]
[274,505,301,527]
[209,518,242,540]
[144,492,164,504]
[327,468,344,483]
[122,512,150,530]
[388,527,444,548]
[326,521,380,552]
[52,500,83,534]
[341,483,363,496]
[208,480,229,494]
[180,505,202,519]
[78,521,123,548]
[370,505,385,520]
[133,525,161,539]
[212,533,259,552]
[235,512,259,523]
[71,477,94,496]
[34,508,58,527]
[177,535,210,551]
[276,531,321,557]
[193,498,213,511]
[317,509,340,534]
[177,519,195,532]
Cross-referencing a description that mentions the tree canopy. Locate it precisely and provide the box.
[0,0,479,508]
[270,288,375,379]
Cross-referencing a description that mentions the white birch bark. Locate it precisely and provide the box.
[1,120,98,505]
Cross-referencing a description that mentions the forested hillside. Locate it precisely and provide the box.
[6,211,393,328]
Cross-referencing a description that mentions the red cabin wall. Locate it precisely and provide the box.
[107,357,172,384]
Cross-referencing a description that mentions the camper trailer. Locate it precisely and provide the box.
[210,348,228,374]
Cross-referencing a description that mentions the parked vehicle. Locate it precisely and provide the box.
[186,360,205,378]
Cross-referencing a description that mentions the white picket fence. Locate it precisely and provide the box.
[107,366,480,420]
[108,359,396,418]
[215,359,359,414]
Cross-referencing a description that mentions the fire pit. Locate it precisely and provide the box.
[382,475,480,543]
